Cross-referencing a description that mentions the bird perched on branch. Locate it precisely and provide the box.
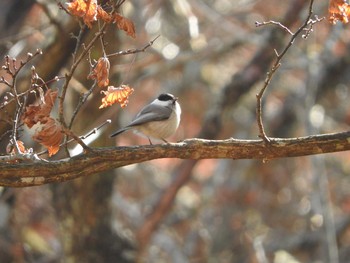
[110,93,181,144]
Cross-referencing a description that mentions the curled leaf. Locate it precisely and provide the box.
[87,56,110,87]
[329,0,350,24]
[33,118,63,157]
[22,105,43,128]
[22,89,58,128]
[114,13,136,38]
[99,85,134,109]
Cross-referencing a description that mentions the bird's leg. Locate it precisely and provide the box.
[148,137,153,145]
[161,138,169,144]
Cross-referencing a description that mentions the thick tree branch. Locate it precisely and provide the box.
[1,131,350,187]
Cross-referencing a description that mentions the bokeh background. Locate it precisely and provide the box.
[1,0,350,262]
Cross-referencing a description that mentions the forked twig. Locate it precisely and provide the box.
[255,0,321,143]
[0,50,43,154]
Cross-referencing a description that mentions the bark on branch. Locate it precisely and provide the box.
[1,130,350,187]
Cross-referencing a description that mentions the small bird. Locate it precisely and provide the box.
[110,93,181,144]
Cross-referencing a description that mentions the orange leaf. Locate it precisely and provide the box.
[22,89,58,128]
[16,140,28,154]
[66,0,86,16]
[67,0,98,28]
[329,0,350,24]
[87,56,110,87]
[97,6,113,23]
[33,118,63,157]
[6,140,28,155]
[99,85,134,109]
[114,13,136,38]
[22,105,42,128]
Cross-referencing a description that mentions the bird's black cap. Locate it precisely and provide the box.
[158,93,175,101]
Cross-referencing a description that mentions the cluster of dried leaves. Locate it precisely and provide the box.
[66,0,136,38]
[3,1,138,158]
[87,56,134,109]
[328,0,350,24]
[22,89,63,157]
[68,0,135,109]
[1,50,64,158]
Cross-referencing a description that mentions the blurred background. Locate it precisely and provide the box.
[1,0,350,262]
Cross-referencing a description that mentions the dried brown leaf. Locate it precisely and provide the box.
[22,89,58,128]
[329,0,350,24]
[97,6,113,23]
[33,118,63,157]
[87,56,110,87]
[114,13,136,38]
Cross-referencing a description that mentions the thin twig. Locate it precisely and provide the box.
[58,23,108,128]
[107,35,160,58]
[71,23,87,63]
[0,76,64,111]
[99,20,107,58]
[255,20,294,35]
[255,0,318,143]
[62,127,91,153]
[0,50,43,153]
[68,81,98,129]
[80,119,111,139]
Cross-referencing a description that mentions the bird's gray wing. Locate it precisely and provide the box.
[110,104,172,137]
[128,104,172,127]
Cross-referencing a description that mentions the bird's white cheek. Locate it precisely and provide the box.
[175,102,181,120]
[175,102,181,128]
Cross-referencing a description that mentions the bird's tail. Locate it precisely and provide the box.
[110,127,128,138]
